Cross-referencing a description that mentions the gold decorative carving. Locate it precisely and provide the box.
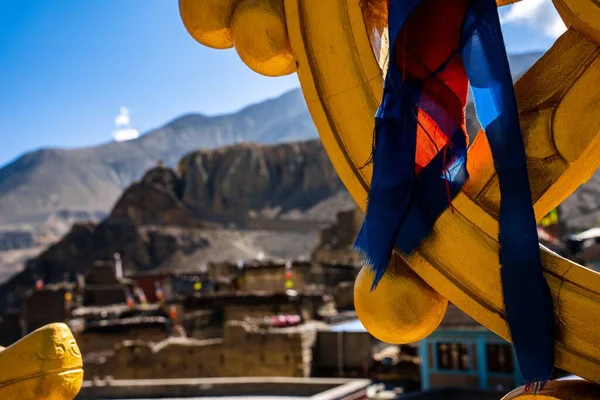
[0,323,83,400]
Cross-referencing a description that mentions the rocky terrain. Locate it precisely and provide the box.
[0,89,316,225]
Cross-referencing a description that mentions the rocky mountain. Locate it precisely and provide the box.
[0,89,317,224]
[178,140,344,224]
[0,52,545,226]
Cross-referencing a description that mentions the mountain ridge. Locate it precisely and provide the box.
[0,88,316,224]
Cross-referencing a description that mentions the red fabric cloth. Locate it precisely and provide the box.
[393,0,470,174]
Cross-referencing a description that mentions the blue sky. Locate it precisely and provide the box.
[0,0,565,168]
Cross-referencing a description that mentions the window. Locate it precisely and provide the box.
[486,343,514,373]
[436,342,469,371]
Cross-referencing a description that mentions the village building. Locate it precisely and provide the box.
[21,282,74,334]
[312,209,364,265]
[82,261,135,306]
[73,314,171,356]
[418,304,520,392]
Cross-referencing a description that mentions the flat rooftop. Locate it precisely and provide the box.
[77,377,371,400]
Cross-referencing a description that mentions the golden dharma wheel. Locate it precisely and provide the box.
[180,0,600,395]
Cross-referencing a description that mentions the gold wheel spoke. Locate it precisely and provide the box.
[467,29,600,221]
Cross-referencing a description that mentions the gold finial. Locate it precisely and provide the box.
[179,0,237,49]
[354,252,447,344]
[179,0,296,77]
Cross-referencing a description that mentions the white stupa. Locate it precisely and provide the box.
[112,107,140,142]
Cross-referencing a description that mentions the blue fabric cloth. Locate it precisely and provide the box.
[355,0,555,386]
[460,0,555,385]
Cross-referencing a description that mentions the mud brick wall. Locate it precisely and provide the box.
[84,322,317,379]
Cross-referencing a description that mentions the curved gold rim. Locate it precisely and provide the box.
[285,0,600,382]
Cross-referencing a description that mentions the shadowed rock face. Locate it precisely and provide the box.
[110,166,200,228]
[178,140,344,224]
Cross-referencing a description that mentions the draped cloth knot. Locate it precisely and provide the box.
[354,0,556,388]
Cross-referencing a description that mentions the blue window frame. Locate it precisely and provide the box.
[421,332,523,391]
[430,338,475,375]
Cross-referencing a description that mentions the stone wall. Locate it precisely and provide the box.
[222,321,312,377]
[318,264,358,287]
[84,320,317,379]
[83,286,130,307]
[312,248,361,265]
[99,338,224,380]
[334,210,363,248]
[82,262,134,306]
[74,316,170,356]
